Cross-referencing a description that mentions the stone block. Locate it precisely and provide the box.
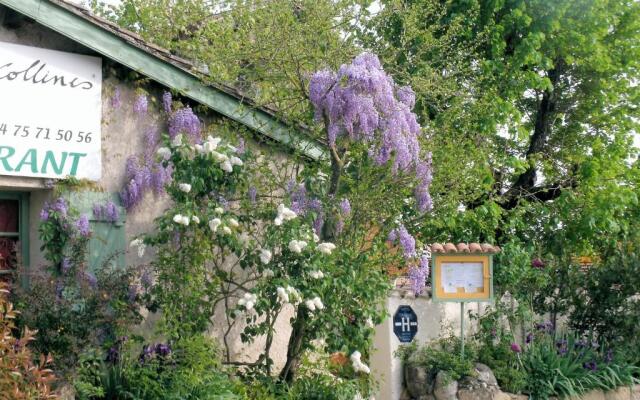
[474,363,498,387]
[571,390,605,400]
[605,387,631,400]
[433,371,458,400]
[631,385,640,400]
[405,364,433,397]
[508,394,529,400]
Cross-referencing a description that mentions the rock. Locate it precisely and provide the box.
[458,387,508,400]
[433,371,458,400]
[508,394,529,400]
[632,385,640,400]
[605,387,631,400]
[405,364,433,397]
[419,396,436,400]
[568,390,605,400]
[474,363,498,387]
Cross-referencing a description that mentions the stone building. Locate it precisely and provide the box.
[0,0,324,369]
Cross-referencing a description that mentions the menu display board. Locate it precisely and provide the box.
[432,255,493,302]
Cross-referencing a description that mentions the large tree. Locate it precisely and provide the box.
[367,0,640,245]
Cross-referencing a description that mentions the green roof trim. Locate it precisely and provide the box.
[0,0,326,160]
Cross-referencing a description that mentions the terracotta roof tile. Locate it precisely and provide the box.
[430,243,501,254]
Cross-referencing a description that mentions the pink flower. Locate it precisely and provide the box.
[510,343,522,353]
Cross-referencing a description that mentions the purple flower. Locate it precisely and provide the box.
[44,179,56,189]
[154,343,171,357]
[510,343,522,353]
[388,224,416,258]
[133,94,148,115]
[309,53,432,213]
[340,198,351,216]
[604,349,613,364]
[168,106,201,142]
[583,361,598,371]
[144,126,159,151]
[335,217,345,236]
[111,87,121,109]
[105,201,119,223]
[40,207,49,221]
[525,332,533,344]
[237,138,245,154]
[84,271,98,288]
[141,269,153,288]
[52,197,68,217]
[139,345,154,363]
[531,258,545,269]
[313,215,324,236]
[556,339,568,355]
[408,254,430,295]
[162,91,172,113]
[106,345,120,364]
[76,215,91,237]
[128,284,139,302]
[61,257,72,275]
[248,186,257,203]
[93,203,104,220]
[536,321,554,333]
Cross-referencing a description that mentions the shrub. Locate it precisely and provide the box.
[0,282,59,399]
[397,337,477,383]
[12,260,144,376]
[74,335,246,400]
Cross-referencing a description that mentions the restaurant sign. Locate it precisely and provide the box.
[0,42,102,180]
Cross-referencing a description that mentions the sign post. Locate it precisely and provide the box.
[393,305,418,343]
[431,252,495,358]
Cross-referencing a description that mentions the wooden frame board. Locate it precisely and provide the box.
[431,254,493,302]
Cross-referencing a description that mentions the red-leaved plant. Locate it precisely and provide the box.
[0,282,59,399]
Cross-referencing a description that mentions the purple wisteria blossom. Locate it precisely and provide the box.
[120,155,172,210]
[104,201,119,222]
[84,271,98,288]
[111,87,122,109]
[168,106,201,142]
[236,138,246,154]
[388,224,416,258]
[40,208,49,221]
[340,198,351,216]
[309,53,433,212]
[61,257,71,275]
[133,94,148,115]
[76,215,91,237]
[162,91,172,113]
[51,197,68,217]
[408,254,430,295]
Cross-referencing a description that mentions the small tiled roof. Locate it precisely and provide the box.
[430,243,501,254]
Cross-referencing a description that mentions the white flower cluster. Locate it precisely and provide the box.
[304,296,324,311]
[350,351,370,374]
[259,249,272,264]
[274,204,297,226]
[173,214,191,226]
[289,239,308,254]
[317,242,336,255]
[195,136,244,173]
[309,270,325,279]
[276,286,301,304]
[237,292,257,311]
[208,217,236,235]
[157,147,171,159]
[178,183,191,193]
[129,238,146,258]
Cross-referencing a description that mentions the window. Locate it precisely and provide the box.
[0,192,29,287]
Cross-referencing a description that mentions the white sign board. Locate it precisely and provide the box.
[0,42,102,180]
[441,262,484,293]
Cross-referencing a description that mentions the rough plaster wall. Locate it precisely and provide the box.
[0,14,294,371]
[372,291,489,400]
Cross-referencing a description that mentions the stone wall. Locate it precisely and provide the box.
[0,9,294,370]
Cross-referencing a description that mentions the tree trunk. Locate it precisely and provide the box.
[279,313,307,382]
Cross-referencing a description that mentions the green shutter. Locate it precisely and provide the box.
[65,191,126,271]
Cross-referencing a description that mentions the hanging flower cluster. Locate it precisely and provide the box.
[309,52,433,212]
[120,154,173,210]
[388,223,417,259]
[92,200,120,223]
[408,254,430,295]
